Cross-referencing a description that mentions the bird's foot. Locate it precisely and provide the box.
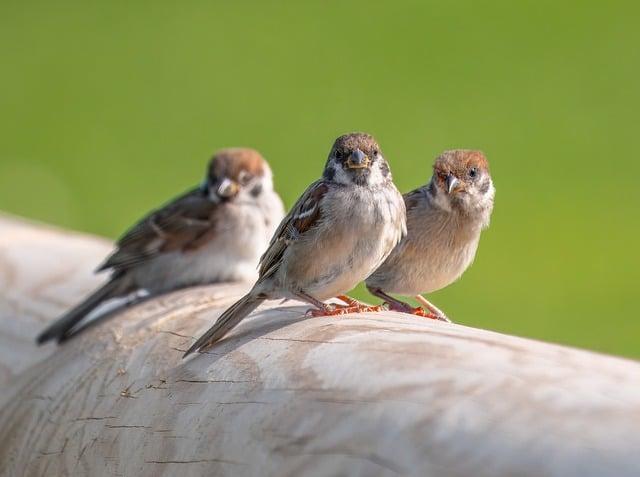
[305,301,383,317]
[305,304,349,317]
[413,296,452,322]
[412,307,451,322]
[411,307,447,321]
[333,304,384,314]
[385,302,449,322]
[336,295,384,313]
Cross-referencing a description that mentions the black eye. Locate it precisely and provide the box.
[469,167,478,179]
[372,149,379,157]
[335,150,343,159]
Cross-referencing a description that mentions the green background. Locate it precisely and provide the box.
[1,1,638,358]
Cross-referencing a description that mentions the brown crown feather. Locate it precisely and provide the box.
[208,148,267,182]
[433,150,489,178]
[331,132,381,157]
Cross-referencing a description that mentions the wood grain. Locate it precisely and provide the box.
[1,214,639,477]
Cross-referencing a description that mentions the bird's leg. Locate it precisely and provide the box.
[367,287,441,320]
[414,295,451,322]
[335,295,384,314]
[295,291,370,317]
[295,291,346,317]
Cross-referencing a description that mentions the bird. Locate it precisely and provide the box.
[184,132,407,356]
[365,149,495,322]
[36,148,285,345]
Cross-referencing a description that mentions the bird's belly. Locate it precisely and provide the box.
[404,265,465,295]
[304,244,383,300]
[283,215,402,300]
[132,220,269,292]
[377,240,478,295]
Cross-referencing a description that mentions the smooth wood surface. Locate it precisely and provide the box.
[0,214,112,387]
[1,214,639,477]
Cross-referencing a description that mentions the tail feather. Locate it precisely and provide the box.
[36,279,125,345]
[184,293,264,357]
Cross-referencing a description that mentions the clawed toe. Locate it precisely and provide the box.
[358,304,384,313]
[385,303,450,322]
[306,303,384,317]
[306,305,348,317]
[410,307,440,320]
[410,307,451,321]
[336,296,384,314]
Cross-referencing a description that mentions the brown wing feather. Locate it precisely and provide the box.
[403,187,425,211]
[97,187,219,274]
[258,180,329,279]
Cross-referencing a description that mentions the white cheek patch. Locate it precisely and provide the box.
[261,168,274,191]
[478,180,495,208]
[473,179,495,228]
[237,172,275,202]
[367,156,388,186]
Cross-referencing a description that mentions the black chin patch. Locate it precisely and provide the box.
[350,168,370,186]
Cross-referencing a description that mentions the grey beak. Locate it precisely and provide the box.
[217,178,239,198]
[446,174,459,194]
[346,149,370,169]
[351,149,367,165]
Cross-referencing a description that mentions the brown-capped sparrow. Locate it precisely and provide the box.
[36,148,284,344]
[366,149,494,322]
[184,132,407,356]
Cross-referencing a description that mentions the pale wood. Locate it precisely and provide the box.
[1,214,639,477]
[0,213,112,387]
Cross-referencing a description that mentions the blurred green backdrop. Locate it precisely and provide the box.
[1,1,638,358]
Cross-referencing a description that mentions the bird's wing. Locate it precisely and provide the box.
[403,186,426,211]
[97,187,219,274]
[258,180,329,279]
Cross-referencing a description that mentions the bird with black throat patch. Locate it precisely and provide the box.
[184,132,407,356]
[366,149,495,322]
[36,148,284,345]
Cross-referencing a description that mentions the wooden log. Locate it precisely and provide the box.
[0,214,112,386]
[1,214,639,477]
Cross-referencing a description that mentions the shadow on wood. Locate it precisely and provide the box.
[1,214,639,477]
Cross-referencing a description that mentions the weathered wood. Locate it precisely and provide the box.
[0,214,112,387]
[1,214,639,477]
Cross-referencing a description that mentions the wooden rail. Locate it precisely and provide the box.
[1,214,639,477]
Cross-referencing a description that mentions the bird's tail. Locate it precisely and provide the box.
[36,278,126,345]
[184,293,265,357]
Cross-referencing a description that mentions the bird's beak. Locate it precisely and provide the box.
[446,174,459,194]
[346,149,370,169]
[217,178,239,198]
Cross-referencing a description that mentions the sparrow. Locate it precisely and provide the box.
[366,149,495,322]
[36,148,285,344]
[184,132,407,356]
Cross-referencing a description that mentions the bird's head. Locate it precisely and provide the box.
[203,148,273,202]
[431,150,494,219]
[323,132,392,187]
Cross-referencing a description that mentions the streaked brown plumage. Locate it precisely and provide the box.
[185,132,406,356]
[366,149,495,321]
[36,148,284,344]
